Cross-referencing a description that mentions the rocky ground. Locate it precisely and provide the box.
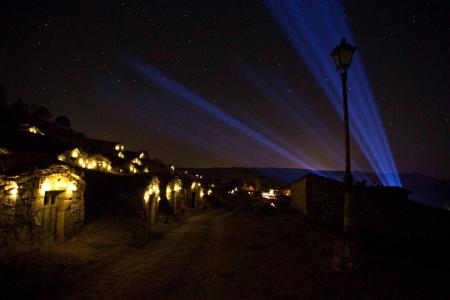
[1,200,449,299]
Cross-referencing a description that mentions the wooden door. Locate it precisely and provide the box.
[42,191,59,239]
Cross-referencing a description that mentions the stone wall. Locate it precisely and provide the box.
[290,174,344,227]
[290,174,450,242]
[0,164,85,244]
[290,178,307,214]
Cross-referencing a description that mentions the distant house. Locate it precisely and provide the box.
[290,173,450,242]
[290,173,345,224]
[165,177,184,213]
[19,123,45,135]
[0,164,85,243]
[290,173,407,232]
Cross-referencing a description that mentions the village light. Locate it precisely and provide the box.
[115,144,125,151]
[71,149,80,158]
[5,181,19,200]
[132,158,142,165]
[39,174,78,194]
[26,126,44,135]
[174,182,182,192]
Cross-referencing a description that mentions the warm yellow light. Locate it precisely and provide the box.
[139,152,145,159]
[57,154,65,161]
[129,164,138,173]
[261,189,276,200]
[132,158,142,165]
[118,152,125,159]
[207,189,212,195]
[143,191,150,203]
[174,182,182,192]
[71,149,80,158]
[78,157,84,165]
[143,167,149,173]
[27,126,44,135]
[166,186,172,199]
[41,182,51,192]
[170,165,175,171]
[5,181,19,200]
[39,174,78,194]
[87,160,97,169]
[68,182,77,191]
[200,189,204,198]
[143,177,160,203]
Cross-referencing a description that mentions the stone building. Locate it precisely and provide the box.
[188,180,205,209]
[0,164,85,243]
[290,173,344,224]
[142,176,161,224]
[165,177,184,214]
[289,173,450,242]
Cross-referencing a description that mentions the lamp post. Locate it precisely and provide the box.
[331,38,357,269]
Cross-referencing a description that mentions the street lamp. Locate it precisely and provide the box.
[331,38,357,270]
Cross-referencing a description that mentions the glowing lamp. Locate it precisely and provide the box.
[331,38,357,71]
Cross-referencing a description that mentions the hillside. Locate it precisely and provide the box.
[185,167,450,209]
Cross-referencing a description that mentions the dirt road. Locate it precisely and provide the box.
[57,207,336,299]
[26,205,449,299]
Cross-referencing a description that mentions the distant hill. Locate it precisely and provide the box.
[185,167,450,210]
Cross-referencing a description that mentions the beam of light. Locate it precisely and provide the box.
[125,58,334,177]
[265,0,402,186]
[89,77,260,167]
[234,63,372,184]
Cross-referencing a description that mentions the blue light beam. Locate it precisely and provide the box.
[265,0,402,186]
[126,58,330,174]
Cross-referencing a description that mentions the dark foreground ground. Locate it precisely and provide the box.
[1,201,449,299]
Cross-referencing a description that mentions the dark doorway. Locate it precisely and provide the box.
[191,192,196,208]
[42,191,61,239]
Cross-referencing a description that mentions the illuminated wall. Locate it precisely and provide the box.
[0,165,85,242]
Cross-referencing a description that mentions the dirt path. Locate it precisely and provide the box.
[61,207,340,299]
[65,209,234,299]
[57,207,449,300]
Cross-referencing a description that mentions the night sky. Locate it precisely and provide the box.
[1,0,449,179]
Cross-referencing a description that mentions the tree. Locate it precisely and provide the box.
[54,115,71,128]
[32,105,52,120]
[12,97,25,112]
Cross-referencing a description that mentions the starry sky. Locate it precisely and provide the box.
[1,0,449,179]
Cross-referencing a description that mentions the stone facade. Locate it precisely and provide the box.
[0,164,85,244]
[166,178,186,214]
[187,181,205,209]
[290,174,344,225]
[290,173,450,242]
